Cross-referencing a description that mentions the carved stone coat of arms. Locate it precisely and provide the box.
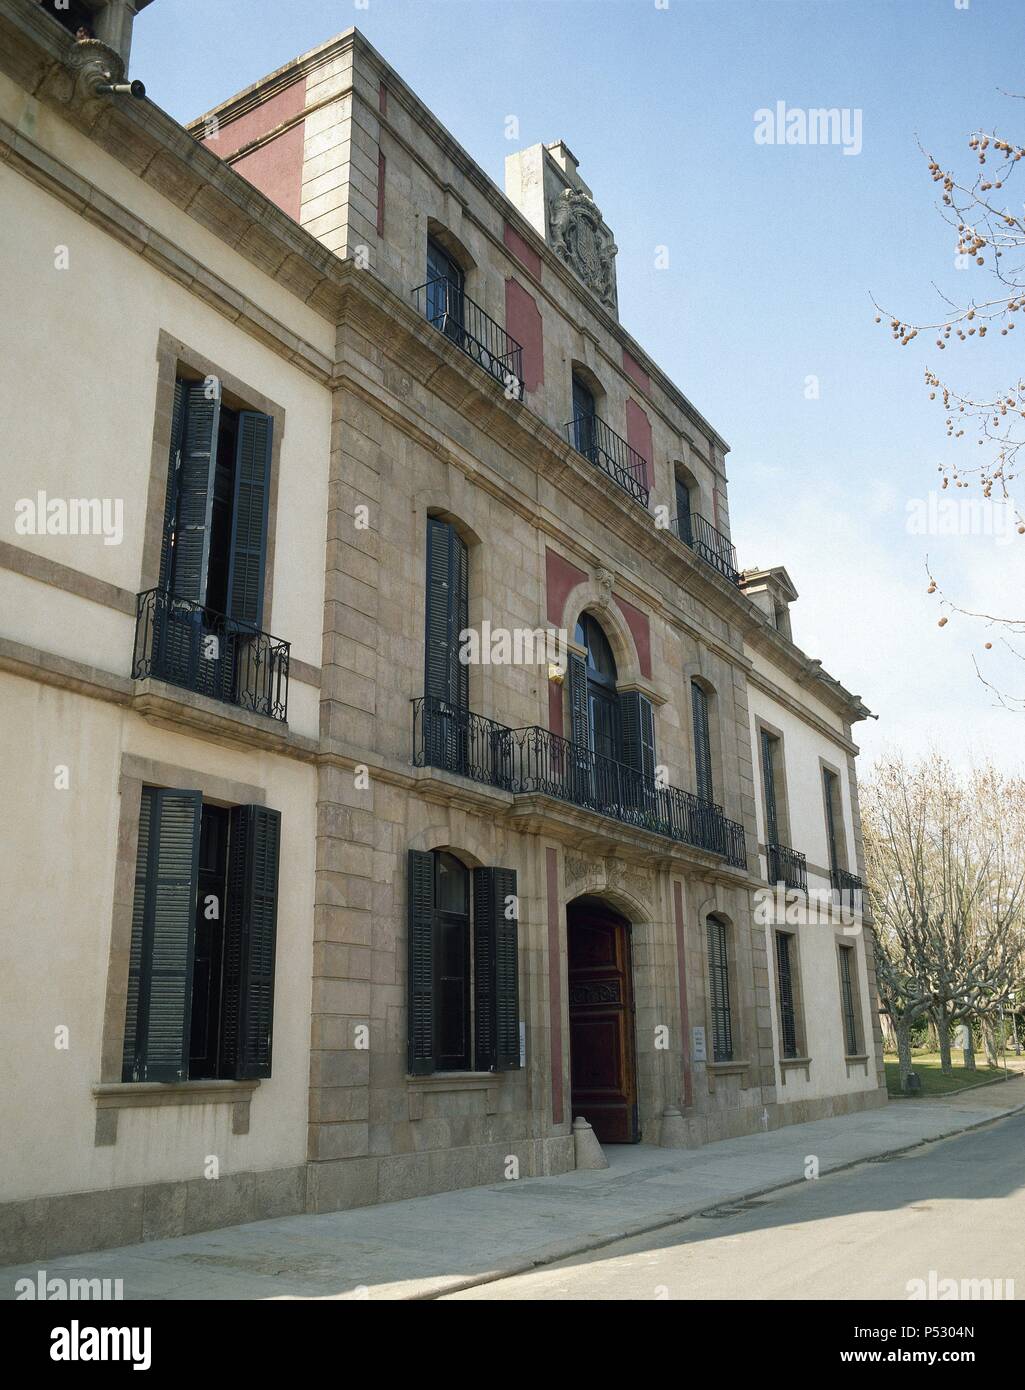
[549,188,618,312]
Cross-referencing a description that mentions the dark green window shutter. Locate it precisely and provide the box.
[221,805,281,1080]
[407,849,436,1075]
[823,769,840,877]
[171,381,221,604]
[122,786,201,1083]
[761,730,779,845]
[473,866,521,1072]
[567,650,589,746]
[619,690,655,780]
[226,411,273,629]
[425,517,469,709]
[692,681,713,803]
[707,916,733,1063]
[158,379,186,593]
[776,932,798,1058]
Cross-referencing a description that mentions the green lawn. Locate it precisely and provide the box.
[884,1051,1008,1097]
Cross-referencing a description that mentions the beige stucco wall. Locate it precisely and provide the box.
[0,674,317,1203]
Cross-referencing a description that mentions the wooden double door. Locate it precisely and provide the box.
[567,899,640,1143]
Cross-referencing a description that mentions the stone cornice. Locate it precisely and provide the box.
[745,622,873,724]
[0,0,350,320]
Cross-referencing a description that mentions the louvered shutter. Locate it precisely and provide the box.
[407,849,436,1075]
[170,382,220,604]
[692,682,713,803]
[619,691,655,780]
[761,730,779,845]
[567,651,589,746]
[707,917,733,1063]
[776,932,797,1058]
[226,412,273,629]
[425,517,468,708]
[619,690,655,817]
[157,379,186,592]
[221,805,281,1079]
[473,867,521,1072]
[122,787,201,1083]
[823,769,840,877]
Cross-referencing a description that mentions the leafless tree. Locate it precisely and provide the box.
[863,754,1025,1090]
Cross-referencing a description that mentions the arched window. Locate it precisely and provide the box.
[706,916,733,1062]
[425,236,466,343]
[674,468,694,545]
[574,612,619,762]
[571,373,598,459]
[567,613,655,815]
[407,850,521,1075]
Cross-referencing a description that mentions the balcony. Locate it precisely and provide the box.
[412,277,524,400]
[671,513,742,586]
[831,866,864,903]
[564,413,650,507]
[133,589,290,723]
[413,696,746,867]
[766,842,808,893]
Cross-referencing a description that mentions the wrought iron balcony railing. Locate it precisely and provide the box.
[564,412,650,507]
[133,589,290,723]
[767,842,808,893]
[831,866,864,902]
[412,277,524,400]
[413,696,746,867]
[672,512,742,586]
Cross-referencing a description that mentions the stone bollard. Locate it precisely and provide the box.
[572,1115,609,1170]
[658,1104,689,1148]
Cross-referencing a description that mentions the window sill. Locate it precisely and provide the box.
[705,1058,750,1081]
[844,1053,870,1078]
[780,1055,812,1084]
[92,1079,259,1146]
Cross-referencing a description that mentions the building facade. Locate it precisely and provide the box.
[0,0,886,1265]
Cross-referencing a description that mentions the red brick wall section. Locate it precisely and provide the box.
[545,547,588,625]
[622,348,650,396]
[625,398,653,493]
[503,221,543,280]
[505,279,544,393]
[613,593,652,678]
[546,847,565,1126]
[203,77,307,224]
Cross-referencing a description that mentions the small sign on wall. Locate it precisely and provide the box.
[519,1021,527,1069]
[692,1026,707,1063]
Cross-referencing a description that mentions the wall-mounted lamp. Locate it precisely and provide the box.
[547,663,566,685]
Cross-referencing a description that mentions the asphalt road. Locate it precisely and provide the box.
[442,1111,1025,1300]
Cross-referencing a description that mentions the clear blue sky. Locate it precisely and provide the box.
[132,0,1025,770]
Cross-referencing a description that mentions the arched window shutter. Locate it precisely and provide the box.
[473,867,521,1072]
[620,690,655,780]
[407,850,436,1075]
[567,651,589,746]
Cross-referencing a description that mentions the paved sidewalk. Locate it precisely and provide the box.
[5,1077,1024,1301]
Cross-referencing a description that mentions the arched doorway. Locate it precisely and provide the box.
[567,896,640,1143]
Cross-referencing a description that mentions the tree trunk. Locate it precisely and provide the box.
[896,1017,914,1093]
[926,1015,939,1052]
[937,1012,953,1075]
[962,1023,977,1071]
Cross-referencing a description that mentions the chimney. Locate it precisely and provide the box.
[505,141,618,316]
